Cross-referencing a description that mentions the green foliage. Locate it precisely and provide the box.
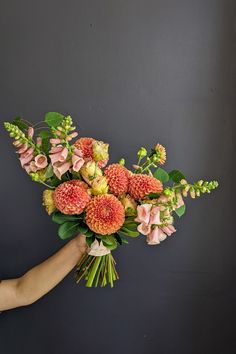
[154,167,169,183]
[12,117,29,130]
[58,221,80,239]
[119,227,139,237]
[44,112,64,127]
[52,211,81,224]
[169,170,186,183]
[77,224,88,234]
[175,204,186,217]
[45,163,54,178]
[39,130,52,154]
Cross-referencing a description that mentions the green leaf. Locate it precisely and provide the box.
[114,233,122,245]
[117,233,129,244]
[123,221,139,231]
[102,235,116,245]
[175,204,186,217]
[169,170,186,183]
[78,224,88,234]
[58,221,80,239]
[44,112,64,127]
[86,235,95,247]
[154,167,169,183]
[84,229,94,237]
[39,130,51,139]
[12,116,29,130]
[148,193,160,199]
[45,163,54,178]
[52,211,81,224]
[120,227,139,237]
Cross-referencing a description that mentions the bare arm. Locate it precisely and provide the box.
[0,234,87,311]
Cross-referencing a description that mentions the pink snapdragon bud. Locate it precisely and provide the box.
[36,137,42,146]
[161,224,176,236]
[53,161,71,180]
[50,138,62,145]
[135,204,152,224]
[137,222,151,235]
[149,206,161,225]
[49,146,68,165]
[28,127,34,138]
[19,147,34,167]
[17,144,28,154]
[146,227,160,245]
[34,154,48,169]
[72,154,84,172]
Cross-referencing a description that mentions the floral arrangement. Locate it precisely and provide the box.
[4,112,219,287]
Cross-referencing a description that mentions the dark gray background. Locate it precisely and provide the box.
[0,1,235,354]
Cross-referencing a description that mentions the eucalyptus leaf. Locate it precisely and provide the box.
[44,112,64,127]
[154,167,169,183]
[58,221,80,239]
[169,170,186,183]
[175,204,186,217]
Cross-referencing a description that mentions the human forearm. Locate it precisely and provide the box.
[0,235,87,311]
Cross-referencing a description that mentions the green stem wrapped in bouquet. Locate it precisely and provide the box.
[4,112,219,287]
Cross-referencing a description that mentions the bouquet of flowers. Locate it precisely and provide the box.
[4,112,219,287]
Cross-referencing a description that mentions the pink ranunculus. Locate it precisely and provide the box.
[53,161,71,180]
[49,146,68,165]
[34,154,48,169]
[28,127,34,138]
[161,225,176,236]
[149,206,161,225]
[137,222,151,235]
[146,227,160,245]
[135,204,152,224]
[72,154,84,172]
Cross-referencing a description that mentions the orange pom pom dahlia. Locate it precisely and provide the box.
[54,180,90,215]
[104,164,130,196]
[128,174,163,200]
[86,194,125,235]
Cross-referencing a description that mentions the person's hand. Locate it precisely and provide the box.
[74,234,88,255]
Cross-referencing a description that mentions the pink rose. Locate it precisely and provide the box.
[137,222,151,235]
[34,154,48,169]
[135,204,152,224]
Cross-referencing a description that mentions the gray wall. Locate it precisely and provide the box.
[0,1,235,354]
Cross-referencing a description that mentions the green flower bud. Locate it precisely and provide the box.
[137,147,147,159]
[118,158,125,166]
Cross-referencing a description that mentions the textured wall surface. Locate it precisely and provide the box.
[0,1,235,353]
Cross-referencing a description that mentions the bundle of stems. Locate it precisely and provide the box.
[75,253,119,287]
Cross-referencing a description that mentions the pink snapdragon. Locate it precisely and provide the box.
[71,148,85,172]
